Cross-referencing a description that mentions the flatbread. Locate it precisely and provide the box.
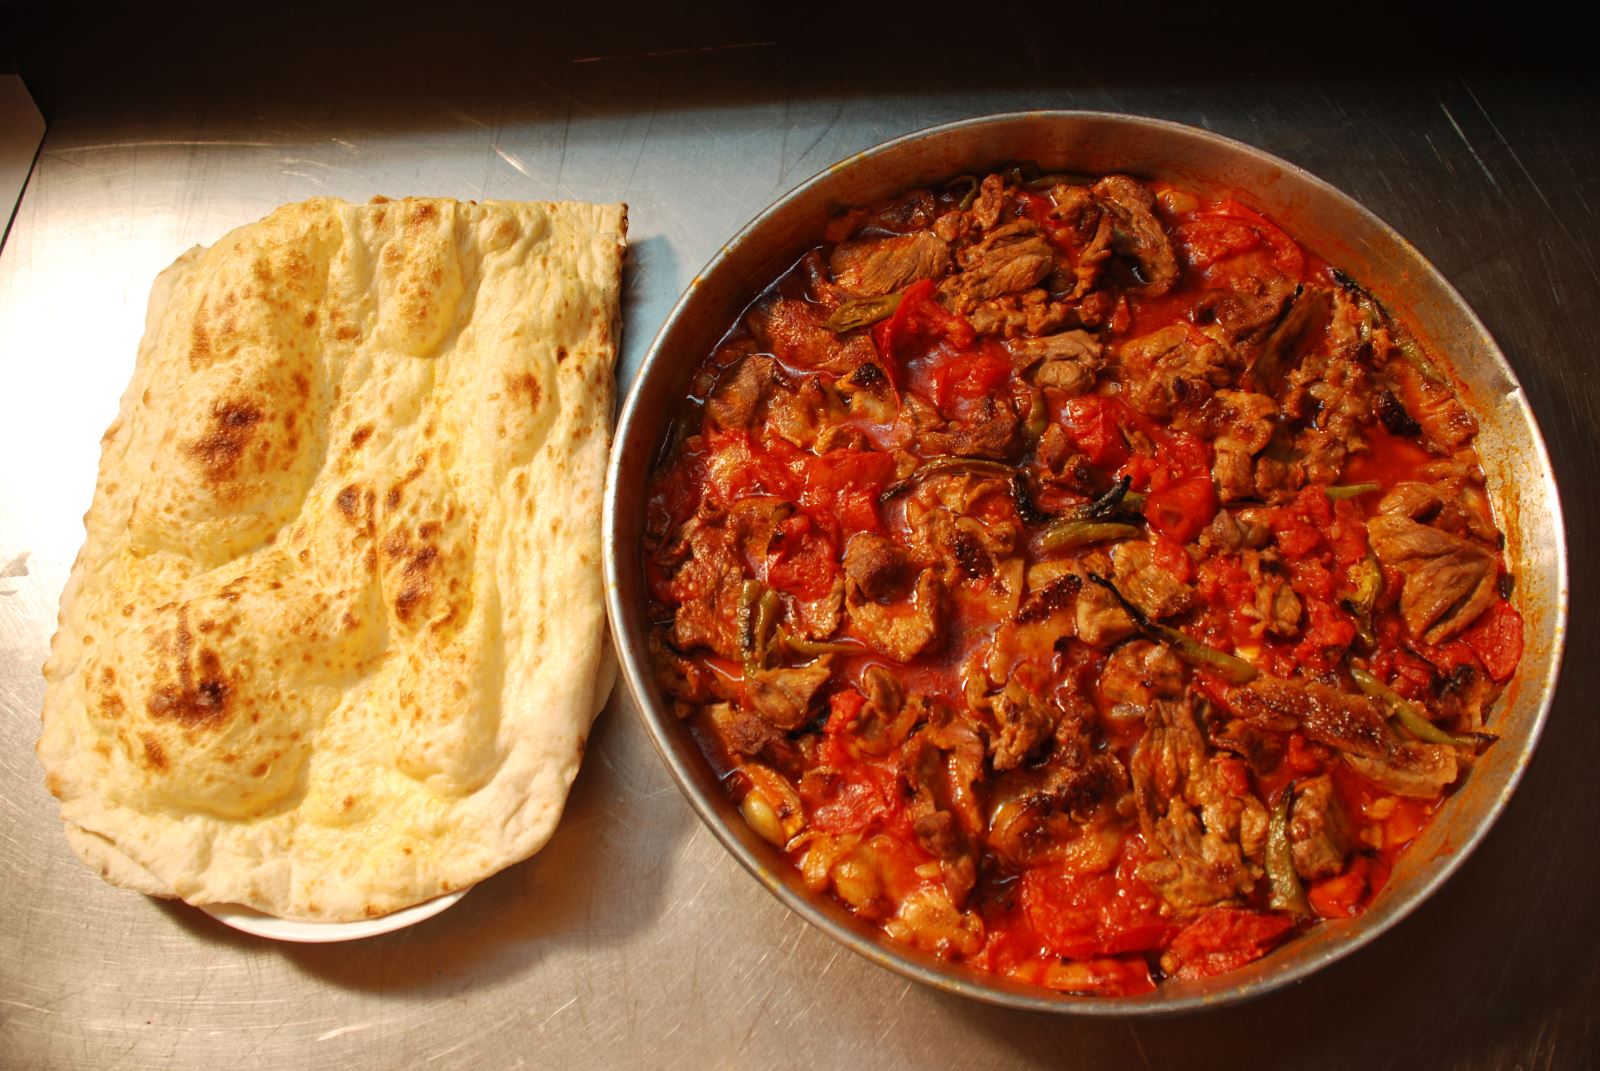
[37,196,626,921]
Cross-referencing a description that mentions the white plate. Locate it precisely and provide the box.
[198,889,468,943]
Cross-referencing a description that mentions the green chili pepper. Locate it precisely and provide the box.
[825,291,903,334]
[1339,554,1383,649]
[1325,482,1381,501]
[1087,573,1260,684]
[1038,520,1141,553]
[879,456,1017,503]
[1350,668,1493,749]
[782,635,860,658]
[945,174,980,211]
[1266,786,1311,918]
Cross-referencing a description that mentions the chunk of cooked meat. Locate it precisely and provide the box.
[1231,677,1391,759]
[1099,639,1185,707]
[901,706,987,906]
[746,296,877,375]
[1230,677,1462,799]
[1131,699,1266,915]
[708,701,783,757]
[1117,325,1240,420]
[1207,390,1279,502]
[1286,775,1351,881]
[848,665,922,757]
[766,375,843,450]
[1091,175,1179,295]
[667,519,748,660]
[1247,284,1331,390]
[706,355,782,431]
[746,659,833,731]
[1342,742,1460,799]
[1007,328,1103,396]
[1041,183,1114,299]
[939,222,1056,312]
[829,231,951,296]
[650,628,725,705]
[986,667,1060,771]
[1195,273,1297,351]
[1111,540,1196,620]
[985,722,1128,867]
[1075,566,1138,647]
[1205,718,1284,776]
[790,575,844,640]
[902,393,1019,460]
[842,533,941,661]
[1366,514,1497,644]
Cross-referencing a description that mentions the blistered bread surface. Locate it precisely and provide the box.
[38,197,626,920]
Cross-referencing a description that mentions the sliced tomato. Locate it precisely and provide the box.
[1021,840,1175,962]
[703,429,800,504]
[929,343,1012,413]
[1462,597,1524,683]
[800,448,896,536]
[1060,395,1132,470]
[1163,907,1295,980]
[1144,474,1217,544]
[766,514,837,601]
[873,278,974,364]
[1309,855,1371,919]
[1175,216,1263,270]
[1191,199,1305,280]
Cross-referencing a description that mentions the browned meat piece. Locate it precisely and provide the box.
[1041,184,1114,299]
[650,627,726,705]
[1131,699,1267,915]
[1074,565,1137,647]
[1343,741,1460,799]
[708,701,782,757]
[939,222,1056,312]
[987,667,1060,771]
[965,289,1077,339]
[1117,325,1239,420]
[1091,175,1179,295]
[901,706,986,905]
[1367,514,1497,644]
[668,521,748,660]
[902,393,1019,460]
[849,665,922,757]
[842,533,941,661]
[1231,678,1462,799]
[1287,775,1351,881]
[1378,481,1447,522]
[1206,718,1284,776]
[1199,508,1273,554]
[746,659,833,731]
[1111,540,1196,620]
[829,231,951,296]
[1231,677,1390,758]
[746,296,877,375]
[985,727,1128,867]
[1207,390,1278,503]
[1099,639,1185,708]
[790,575,844,641]
[1007,329,1103,396]
[1248,285,1331,391]
[1236,552,1302,640]
[1195,273,1297,351]
[970,173,1006,231]
[833,360,901,425]
[766,376,843,450]
[706,356,782,431]
[1387,357,1477,449]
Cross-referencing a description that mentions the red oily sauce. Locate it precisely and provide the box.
[642,166,1523,995]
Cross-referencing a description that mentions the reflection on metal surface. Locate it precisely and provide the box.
[604,112,1567,1016]
[0,58,1586,1069]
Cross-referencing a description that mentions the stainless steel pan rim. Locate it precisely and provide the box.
[602,110,1569,1016]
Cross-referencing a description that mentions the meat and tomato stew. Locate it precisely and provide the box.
[642,166,1524,995]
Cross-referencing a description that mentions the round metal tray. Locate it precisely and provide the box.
[602,111,1568,1015]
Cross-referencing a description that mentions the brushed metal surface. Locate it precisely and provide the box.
[3,25,1597,1070]
[604,112,1566,1015]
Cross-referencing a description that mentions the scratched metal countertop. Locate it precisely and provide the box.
[2,11,1596,1069]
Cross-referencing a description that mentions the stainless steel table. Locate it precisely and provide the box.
[3,12,1595,1069]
